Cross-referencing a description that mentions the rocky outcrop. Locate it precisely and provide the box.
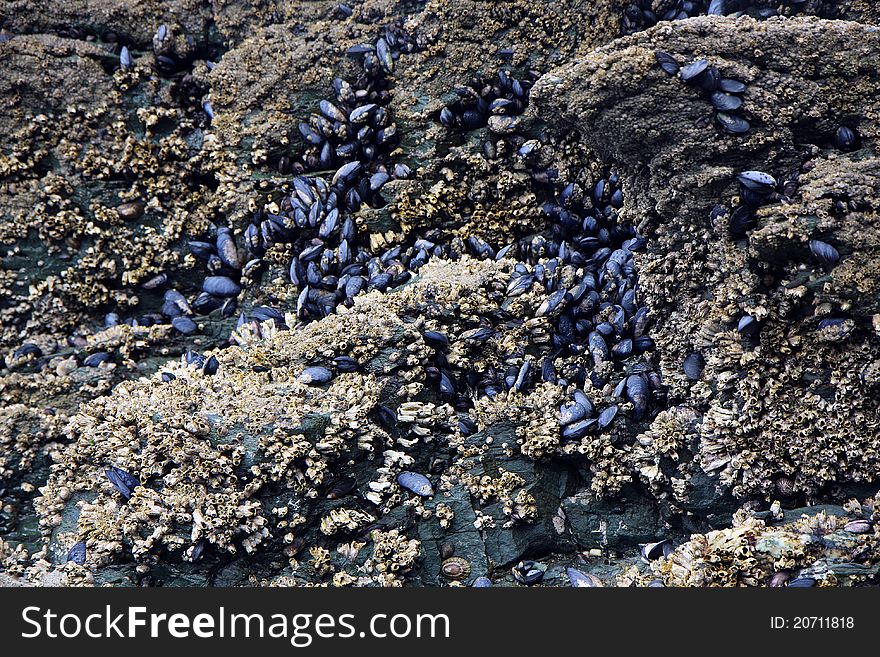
[532,16,880,500]
[2,4,880,588]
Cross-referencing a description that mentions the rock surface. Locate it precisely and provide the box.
[0,3,879,587]
[532,16,880,499]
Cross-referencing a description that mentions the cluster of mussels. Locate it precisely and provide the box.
[722,166,850,341]
[173,22,435,334]
[96,226,244,337]
[438,69,538,136]
[61,26,222,336]
[88,23,417,338]
[433,84,662,442]
[290,18,427,175]
[46,14,665,583]
[622,0,820,34]
[117,23,211,77]
[656,52,752,134]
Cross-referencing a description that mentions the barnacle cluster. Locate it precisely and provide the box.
[621,494,880,587]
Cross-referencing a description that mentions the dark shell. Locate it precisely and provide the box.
[376,37,394,72]
[172,316,198,335]
[471,576,493,587]
[203,355,219,375]
[458,415,478,436]
[588,331,609,363]
[708,0,727,15]
[512,560,546,585]
[683,352,705,380]
[654,50,679,75]
[737,170,776,192]
[559,402,587,426]
[349,104,376,124]
[562,418,598,440]
[679,58,709,83]
[397,471,434,496]
[83,352,110,367]
[507,274,535,297]
[809,239,840,268]
[188,240,215,259]
[326,476,357,500]
[190,539,206,562]
[67,541,86,565]
[299,366,333,384]
[333,355,359,372]
[184,351,206,368]
[567,568,602,587]
[716,112,750,134]
[216,227,241,269]
[641,539,673,561]
[788,578,817,588]
[729,205,755,237]
[834,126,857,151]
[104,467,138,500]
[597,405,618,428]
[460,327,495,343]
[319,99,347,123]
[202,276,241,297]
[699,66,721,92]
[376,404,397,430]
[438,370,456,395]
[625,374,649,420]
[737,315,758,334]
[611,338,633,359]
[141,273,167,290]
[710,91,742,112]
[719,78,746,94]
[572,390,595,416]
[332,161,362,185]
[423,330,449,350]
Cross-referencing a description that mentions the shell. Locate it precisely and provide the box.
[83,352,110,367]
[641,539,673,561]
[809,239,840,268]
[203,355,219,375]
[202,276,241,297]
[439,542,455,560]
[440,557,471,580]
[559,402,587,426]
[679,58,708,82]
[737,170,776,192]
[834,126,857,151]
[566,568,603,587]
[683,352,705,380]
[299,366,333,385]
[104,467,138,500]
[844,519,872,534]
[654,51,679,75]
[788,577,817,588]
[67,541,86,565]
[598,405,618,428]
[397,471,434,497]
[512,560,546,585]
[716,112,750,134]
[172,316,198,335]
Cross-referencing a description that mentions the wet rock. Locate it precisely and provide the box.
[532,16,880,499]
